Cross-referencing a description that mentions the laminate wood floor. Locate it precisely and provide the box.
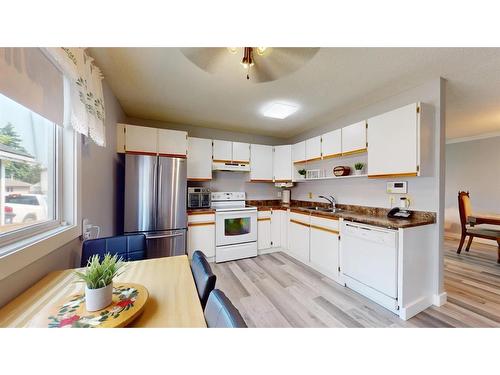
[211,239,500,327]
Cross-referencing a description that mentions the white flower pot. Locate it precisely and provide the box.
[354,169,363,175]
[85,282,113,311]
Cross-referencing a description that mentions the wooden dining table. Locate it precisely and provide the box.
[0,255,207,328]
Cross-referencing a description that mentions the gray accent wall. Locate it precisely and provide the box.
[445,135,500,235]
[0,81,125,308]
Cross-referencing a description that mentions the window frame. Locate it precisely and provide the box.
[0,122,61,250]
[0,51,82,279]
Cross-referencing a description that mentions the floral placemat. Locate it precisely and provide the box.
[30,283,148,328]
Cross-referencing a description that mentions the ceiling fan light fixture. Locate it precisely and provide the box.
[241,47,254,69]
[256,47,267,56]
[262,102,299,119]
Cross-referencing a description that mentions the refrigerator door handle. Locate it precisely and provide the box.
[146,232,184,240]
[157,162,163,221]
[153,157,158,228]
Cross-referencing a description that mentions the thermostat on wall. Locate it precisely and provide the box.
[387,181,407,194]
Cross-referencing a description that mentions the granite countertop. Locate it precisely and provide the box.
[246,200,436,230]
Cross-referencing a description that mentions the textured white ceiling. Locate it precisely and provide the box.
[90,48,500,140]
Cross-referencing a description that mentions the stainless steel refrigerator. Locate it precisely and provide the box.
[124,154,187,259]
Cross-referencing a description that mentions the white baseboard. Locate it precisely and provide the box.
[258,247,282,255]
[433,292,447,306]
[399,296,433,320]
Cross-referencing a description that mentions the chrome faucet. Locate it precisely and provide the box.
[318,195,336,211]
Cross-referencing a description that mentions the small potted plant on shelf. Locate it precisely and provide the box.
[75,253,125,312]
[354,162,365,175]
[298,168,307,179]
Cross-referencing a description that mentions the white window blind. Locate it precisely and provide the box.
[0,48,64,126]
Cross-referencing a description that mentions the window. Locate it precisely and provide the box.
[0,93,59,243]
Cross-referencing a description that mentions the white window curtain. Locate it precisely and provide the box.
[43,48,106,146]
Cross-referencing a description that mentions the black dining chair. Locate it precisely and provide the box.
[81,234,147,267]
[204,289,247,328]
[190,250,217,309]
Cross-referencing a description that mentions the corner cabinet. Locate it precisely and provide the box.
[187,137,213,181]
[273,145,292,182]
[250,144,273,182]
[367,102,429,178]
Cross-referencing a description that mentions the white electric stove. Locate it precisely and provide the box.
[211,192,258,263]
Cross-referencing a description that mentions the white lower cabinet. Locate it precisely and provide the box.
[257,211,272,251]
[270,209,282,248]
[288,212,310,263]
[187,213,215,260]
[309,216,340,283]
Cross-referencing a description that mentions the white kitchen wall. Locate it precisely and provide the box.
[445,135,500,236]
[192,172,279,200]
[287,78,446,301]
[288,79,444,213]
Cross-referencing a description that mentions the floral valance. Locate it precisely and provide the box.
[43,48,106,147]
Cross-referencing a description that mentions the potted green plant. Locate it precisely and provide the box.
[298,168,307,179]
[354,162,365,175]
[75,253,125,311]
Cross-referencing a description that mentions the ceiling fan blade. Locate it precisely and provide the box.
[179,47,229,73]
[252,48,320,82]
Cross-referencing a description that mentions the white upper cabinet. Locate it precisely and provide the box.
[305,136,322,161]
[212,140,232,162]
[158,128,188,157]
[116,123,126,153]
[342,121,367,154]
[187,137,213,180]
[273,145,292,181]
[124,124,158,154]
[232,142,250,163]
[321,128,342,159]
[250,144,273,181]
[292,141,306,163]
[367,103,420,177]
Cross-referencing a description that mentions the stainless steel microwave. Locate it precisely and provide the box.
[188,187,211,209]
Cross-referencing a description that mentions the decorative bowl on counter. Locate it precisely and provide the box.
[333,166,351,176]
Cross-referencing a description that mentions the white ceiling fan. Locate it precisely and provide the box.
[180,47,319,83]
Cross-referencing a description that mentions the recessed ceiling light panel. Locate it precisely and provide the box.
[262,102,298,119]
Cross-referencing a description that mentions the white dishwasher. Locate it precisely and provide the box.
[340,221,398,311]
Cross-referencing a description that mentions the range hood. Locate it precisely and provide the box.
[212,161,250,172]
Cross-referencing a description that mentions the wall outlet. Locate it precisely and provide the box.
[82,218,92,241]
[277,191,282,198]
[308,192,313,199]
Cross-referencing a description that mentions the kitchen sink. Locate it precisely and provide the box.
[305,206,343,213]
